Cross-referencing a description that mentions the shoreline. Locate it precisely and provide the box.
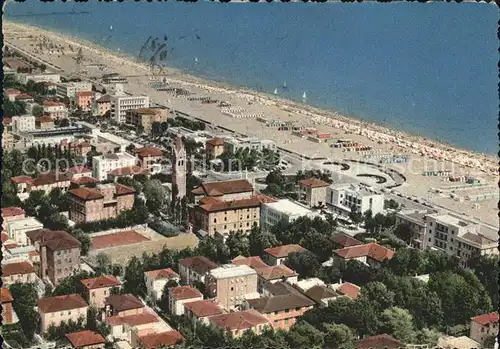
[4,20,495,165]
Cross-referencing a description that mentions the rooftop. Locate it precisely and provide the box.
[37,294,88,313]
[105,294,144,312]
[247,288,315,314]
[304,285,340,304]
[183,300,224,318]
[80,275,121,290]
[1,288,14,303]
[136,146,164,157]
[206,138,225,147]
[209,264,257,279]
[208,309,270,331]
[254,265,297,281]
[192,179,254,197]
[179,256,218,275]
[108,165,150,176]
[198,195,269,213]
[144,268,180,281]
[262,281,296,296]
[138,330,184,349]
[470,312,499,326]
[299,178,330,188]
[428,213,477,228]
[264,244,307,258]
[65,330,105,348]
[91,230,149,250]
[1,207,26,217]
[355,334,402,349]
[232,256,269,270]
[69,187,104,201]
[2,261,35,277]
[331,233,363,248]
[262,199,313,216]
[129,107,164,115]
[334,243,394,263]
[106,310,159,327]
[335,282,361,300]
[169,286,203,300]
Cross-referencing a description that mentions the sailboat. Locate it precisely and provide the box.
[282,81,288,89]
[195,57,198,63]
[110,25,113,31]
[302,91,307,100]
[273,88,278,95]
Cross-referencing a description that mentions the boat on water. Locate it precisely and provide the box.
[195,57,198,63]
[110,25,113,31]
[282,81,287,89]
[273,88,278,95]
[302,91,307,99]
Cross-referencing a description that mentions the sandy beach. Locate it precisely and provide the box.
[4,21,498,227]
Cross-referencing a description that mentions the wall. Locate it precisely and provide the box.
[40,306,88,332]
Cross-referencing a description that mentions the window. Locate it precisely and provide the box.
[214,218,217,223]
[231,287,234,291]
[92,292,96,296]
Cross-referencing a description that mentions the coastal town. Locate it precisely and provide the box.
[1,20,498,349]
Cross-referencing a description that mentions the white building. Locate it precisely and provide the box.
[42,100,68,119]
[92,152,137,181]
[56,81,93,98]
[424,214,498,266]
[11,115,35,132]
[109,86,149,123]
[144,268,180,302]
[6,217,44,246]
[18,73,61,84]
[260,199,315,231]
[326,183,384,216]
[93,131,132,152]
[224,136,276,153]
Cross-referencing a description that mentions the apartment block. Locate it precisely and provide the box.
[94,94,111,116]
[168,286,203,316]
[191,179,254,203]
[42,100,69,119]
[136,147,164,173]
[1,288,15,325]
[1,261,37,286]
[11,171,72,196]
[178,256,218,286]
[183,300,224,327]
[205,138,225,159]
[68,183,135,224]
[125,107,168,134]
[104,293,145,318]
[254,264,298,292]
[205,264,259,310]
[37,294,88,332]
[263,244,307,266]
[36,116,55,130]
[72,91,94,111]
[1,207,26,232]
[224,136,276,153]
[80,275,121,309]
[92,152,137,181]
[469,312,499,345]
[208,310,271,338]
[144,268,180,302]
[109,94,150,123]
[56,81,93,98]
[11,115,35,132]
[298,178,330,208]
[260,199,315,231]
[6,216,44,246]
[395,209,434,249]
[333,242,394,268]
[326,183,384,216]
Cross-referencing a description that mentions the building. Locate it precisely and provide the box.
[18,72,61,84]
[168,286,203,316]
[11,115,35,132]
[94,94,111,116]
[36,116,55,130]
[178,256,218,286]
[326,183,384,216]
[303,284,342,306]
[469,312,499,345]
[329,280,361,300]
[15,93,35,103]
[2,207,26,231]
[73,91,94,111]
[92,152,137,181]
[333,242,395,268]
[232,256,269,270]
[254,265,298,292]
[424,213,498,266]
[1,288,15,325]
[144,268,180,302]
[355,334,402,349]
[67,166,93,179]
[183,300,224,327]
[245,283,315,330]
[80,275,121,309]
[437,336,480,349]
[208,309,271,338]
[37,294,88,332]
[172,137,187,199]
[134,330,184,349]
[2,120,15,151]
[395,209,434,249]
[125,107,168,134]
[104,293,145,318]
[11,171,72,196]
[107,165,150,182]
[6,217,44,246]
[193,196,266,237]
[105,310,162,343]
[298,178,330,208]
[109,93,150,123]
[56,81,93,98]
[224,136,276,153]
[191,179,254,203]
[5,88,21,102]
[65,330,106,349]
[1,261,36,286]
[263,244,307,266]
[260,199,315,231]
[136,147,164,173]
[205,264,259,310]
[68,183,135,224]
[205,138,225,159]
[331,233,363,249]
[42,100,69,119]
[26,229,81,285]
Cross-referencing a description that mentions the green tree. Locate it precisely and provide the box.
[195,237,230,264]
[468,254,499,307]
[143,179,169,213]
[123,256,146,296]
[51,271,93,296]
[388,248,425,276]
[379,307,417,343]
[348,205,363,225]
[285,250,321,278]
[286,322,325,348]
[324,323,356,349]
[95,252,112,274]
[70,228,91,256]
[32,104,43,117]
[393,224,413,244]
[248,225,279,256]
[225,230,250,258]
[9,283,41,341]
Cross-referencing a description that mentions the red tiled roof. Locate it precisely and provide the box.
[331,233,363,248]
[76,91,93,97]
[1,233,9,243]
[254,265,297,281]
[91,230,149,250]
[25,229,80,251]
[232,256,268,270]
[80,275,121,290]
[183,300,224,318]
[355,334,402,349]
[31,172,72,187]
[5,88,21,95]
[264,244,306,258]
[11,176,34,185]
[67,166,91,174]
[191,179,253,197]
[1,207,25,217]
[206,138,225,147]
[337,282,360,300]
[169,286,202,301]
[115,183,136,195]
[43,100,65,106]
[136,147,164,158]
[36,115,53,123]
[334,243,395,263]
[3,117,12,125]
[105,293,144,312]
[37,294,88,313]
[16,93,33,100]
[138,330,185,349]
[471,312,499,326]
[2,261,35,277]
[71,176,99,185]
[69,187,104,201]
[108,166,149,176]
[144,268,180,281]
[1,288,14,303]
[299,178,330,188]
[208,310,270,331]
[65,330,105,348]
[179,256,217,275]
[198,194,274,213]
[106,311,159,327]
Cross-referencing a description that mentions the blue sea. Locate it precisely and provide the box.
[5,2,498,154]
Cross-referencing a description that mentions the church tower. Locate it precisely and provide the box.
[172,136,186,199]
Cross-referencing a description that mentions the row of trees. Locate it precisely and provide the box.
[150,117,206,138]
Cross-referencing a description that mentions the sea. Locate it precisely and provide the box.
[5,2,498,155]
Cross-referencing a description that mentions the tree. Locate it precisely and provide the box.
[359,282,395,312]
[9,283,40,341]
[95,252,112,274]
[70,229,91,256]
[248,225,279,256]
[388,248,425,276]
[379,307,417,343]
[123,256,146,296]
[468,254,499,308]
[32,104,43,117]
[483,334,497,349]
[126,143,136,154]
[195,237,230,264]
[324,324,356,349]
[393,224,413,244]
[225,231,250,258]
[384,199,399,210]
[286,322,325,348]
[348,205,363,225]
[23,190,49,217]
[51,271,93,296]
[285,251,321,278]
[143,179,169,213]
